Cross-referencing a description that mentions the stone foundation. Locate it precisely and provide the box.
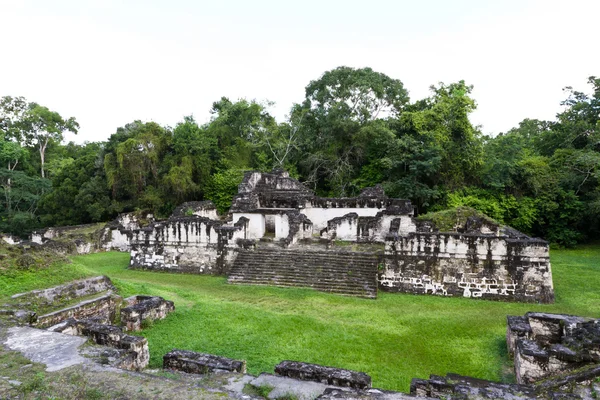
[163,349,246,373]
[120,295,175,331]
[275,360,372,390]
[507,312,599,384]
[78,321,149,370]
[34,293,122,329]
[11,276,115,307]
[380,234,553,303]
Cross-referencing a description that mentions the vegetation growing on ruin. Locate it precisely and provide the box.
[2,249,598,392]
[1,71,599,246]
[416,206,499,232]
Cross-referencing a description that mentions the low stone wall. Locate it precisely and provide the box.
[34,294,122,329]
[77,321,149,371]
[163,349,246,373]
[410,363,600,399]
[275,360,372,389]
[121,295,175,331]
[379,233,553,303]
[507,312,599,384]
[11,276,115,307]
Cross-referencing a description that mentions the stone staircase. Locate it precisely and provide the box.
[227,247,380,298]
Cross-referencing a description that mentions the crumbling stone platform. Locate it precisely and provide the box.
[2,277,176,372]
[10,275,115,308]
[275,360,372,390]
[52,319,149,371]
[507,312,600,384]
[34,293,121,328]
[163,349,246,373]
[120,295,175,331]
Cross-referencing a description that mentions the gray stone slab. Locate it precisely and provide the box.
[3,326,87,372]
[224,374,255,393]
[250,373,344,400]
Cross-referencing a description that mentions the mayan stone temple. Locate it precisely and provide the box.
[114,169,554,303]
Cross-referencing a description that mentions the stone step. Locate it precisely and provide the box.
[231,264,376,274]
[238,247,380,256]
[230,276,375,288]
[228,275,376,288]
[234,255,379,263]
[229,264,376,274]
[229,272,375,283]
[235,256,378,270]
[237,251,380,261]
[229,281,377,298]
[228,248,378,298]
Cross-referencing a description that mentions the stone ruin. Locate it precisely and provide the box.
[84,169,551,303]
[1,275,597,398]
[507,312,600,384]
[2,276,174,371]
[408,312,600,399]
[20,169,554,302]
[160,312,600,399]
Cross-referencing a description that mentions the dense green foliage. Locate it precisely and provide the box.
[1,70,599,245]
[1,248,599,391]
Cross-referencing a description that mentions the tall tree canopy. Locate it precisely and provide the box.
[1,71,599,246]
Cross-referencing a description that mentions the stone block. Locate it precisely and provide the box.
[78,321,149,371]
[34,294,121,329]
[120,295,175,331]
[274,360,371,390]
[515,339,551,384]
[525,312,588,344]
[507,315,532,357]
[11,276,115,307]
[163,349,246,374]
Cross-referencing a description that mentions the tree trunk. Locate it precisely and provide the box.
[39,137,48,178]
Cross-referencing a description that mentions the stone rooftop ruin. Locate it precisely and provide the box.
[107,169,554,303]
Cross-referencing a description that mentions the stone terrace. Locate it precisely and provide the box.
[228,246,380,298]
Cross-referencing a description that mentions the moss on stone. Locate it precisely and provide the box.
[416,206,499,232]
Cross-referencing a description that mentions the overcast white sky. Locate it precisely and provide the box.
[1,0,598,143]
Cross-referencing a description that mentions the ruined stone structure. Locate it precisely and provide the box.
[2,274,598,398]
[407,312,600,399]
[22,169,553,302]
[275,361,373,390]
[163,349,247,374]
[120,295,175,331]
[507,312,600,384]
[121,169,553,303]
[4,276,174,371]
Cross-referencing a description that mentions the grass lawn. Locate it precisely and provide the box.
[2,245,600,392]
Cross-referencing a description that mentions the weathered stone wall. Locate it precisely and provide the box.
[101,212,156,252]
[508,312,599,384]
[129,216,249,274]
[11,276,115,307]
[77,321,150,371]
[163,349,246,373]
[121,295,175,331]
[321,212,415,242]
[275,360,372,389]
[380,233,553,303]
[232,212,265,239]
[171,201,218,219]
[34,294,122,329]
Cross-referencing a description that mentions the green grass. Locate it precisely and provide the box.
[2,245,600,392]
